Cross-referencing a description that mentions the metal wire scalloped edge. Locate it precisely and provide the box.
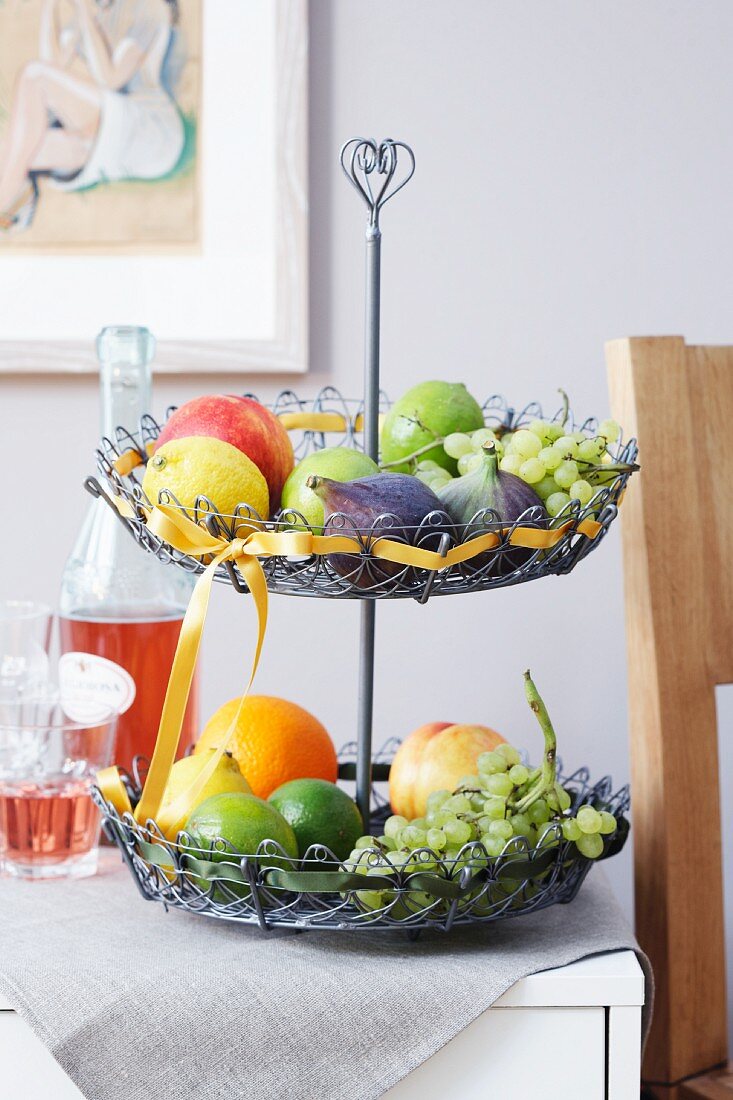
[93,389,638,601]
[94,749,631,933]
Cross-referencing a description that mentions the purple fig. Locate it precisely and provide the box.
[306,473,449,591]
[436,443,547,574]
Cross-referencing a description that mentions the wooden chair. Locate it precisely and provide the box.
[606,336,732,1099]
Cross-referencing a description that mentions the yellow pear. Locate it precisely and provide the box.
[159,750,251,822]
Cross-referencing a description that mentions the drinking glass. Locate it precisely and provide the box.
[0,600,53,703]
[0,696,117,880]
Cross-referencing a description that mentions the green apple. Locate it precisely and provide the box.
[280,446,379,530]
[380,381,484,475]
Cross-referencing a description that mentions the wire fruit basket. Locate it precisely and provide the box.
[89,388,637,603]
[95,746,630,933]
[92,137,634,931]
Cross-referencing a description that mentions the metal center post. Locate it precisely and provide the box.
[340,137,415,828]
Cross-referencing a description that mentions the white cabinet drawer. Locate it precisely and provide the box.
[384,1006,606,1100]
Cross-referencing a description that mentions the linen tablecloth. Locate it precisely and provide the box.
[0,854,651,1100]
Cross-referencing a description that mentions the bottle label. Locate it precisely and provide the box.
[59,652,136,723]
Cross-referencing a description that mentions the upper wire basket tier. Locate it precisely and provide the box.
[91,386,638,602]
[94,744,630,934]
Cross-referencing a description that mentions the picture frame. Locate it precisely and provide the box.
[0,0,308,374]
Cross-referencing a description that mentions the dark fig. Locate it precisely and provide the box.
[436,443,547,575]
[306,473,449,590]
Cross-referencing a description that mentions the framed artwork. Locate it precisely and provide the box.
[0,0,308,373]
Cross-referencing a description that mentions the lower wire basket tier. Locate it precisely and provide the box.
[95,747,629,934]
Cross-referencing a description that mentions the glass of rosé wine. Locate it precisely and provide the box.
[0,695,117,880]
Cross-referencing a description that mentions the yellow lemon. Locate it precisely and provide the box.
[142,436,270,521]
[159,750,252,824]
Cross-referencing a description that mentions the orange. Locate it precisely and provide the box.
[194,695,338,799]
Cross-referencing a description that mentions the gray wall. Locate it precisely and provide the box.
[1,0,731,1036]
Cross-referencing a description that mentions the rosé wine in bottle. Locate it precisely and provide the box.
[59,327,198,773]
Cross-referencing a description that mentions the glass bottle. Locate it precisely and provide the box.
[59,326,199,772]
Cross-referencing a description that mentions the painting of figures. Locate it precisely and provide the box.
[0,0,200,250]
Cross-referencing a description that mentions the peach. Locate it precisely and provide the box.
[389,721,506,819]
[155,395,294,512]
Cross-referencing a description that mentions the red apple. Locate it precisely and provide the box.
[389,721,506,819]
[155,395,294,512]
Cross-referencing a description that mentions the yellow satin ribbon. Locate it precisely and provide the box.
[98,499,601,838]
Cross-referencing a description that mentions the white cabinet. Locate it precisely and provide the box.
[0,950,644,1099]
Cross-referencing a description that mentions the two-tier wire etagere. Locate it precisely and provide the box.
[90,138,634,933]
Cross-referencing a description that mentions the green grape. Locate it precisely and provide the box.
[429,472,453,488]
[478,750,508,775]
[415,459,444,472]
[481,796,507,819]
[577,437,606,463]
[458,452,483,475]
[569,479,594,505]
[576,832,604,859]
[414,470,437,486]
[426,827,447,851]
[384,815,408,839]
[528,418,550,439]
[571,431,586,444]
[426,789,451,812]
[485,773,514,798]
[508,763,530,786]
[556,787,572,812]
[443,432,475,460]
[528,799,551,826]
[599,811,617,835]
[444,818,472,847]
[426,808,453,828]
[552,435,580,459]
[496,744,522,767]
[519,457,546,484]
[355,889,386,910]
[444,793,472,814]
[471,427,498,447]
[511,429,543,459]
[543,422,564,442]
[402,825,427,848]
[510,813,533,838]
[535,475,560,500]
[488,818,514,840]
[354,835,378,850]
[469,793,486,812]
[561,817,582,841]
[546,491,570,517]
[554,460,580,489]
[577,806,602,834]
[482,835,505,858]
[386,850,410,870]
[476,815,493,833]
[536,824,560,848]
[500,454,523,476]
[538,445,562,472]
[379,834,397,851]
[411,817,428,830]
[598,418,621,443]
[456,775,481,790]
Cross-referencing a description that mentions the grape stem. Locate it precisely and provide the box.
[513,670,563,813]
[379,436,447,470]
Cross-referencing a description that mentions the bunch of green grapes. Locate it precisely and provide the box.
[497,415,623,517]
[342,672,619,916]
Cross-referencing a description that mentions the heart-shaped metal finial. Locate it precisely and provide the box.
[340,138,415,228]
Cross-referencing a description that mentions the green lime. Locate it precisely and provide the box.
[280,447,379,530]
[380,381,484,474]
[268,778,363,861]
[183,792,298,899]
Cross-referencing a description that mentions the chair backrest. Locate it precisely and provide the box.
[606,336,731,1089]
